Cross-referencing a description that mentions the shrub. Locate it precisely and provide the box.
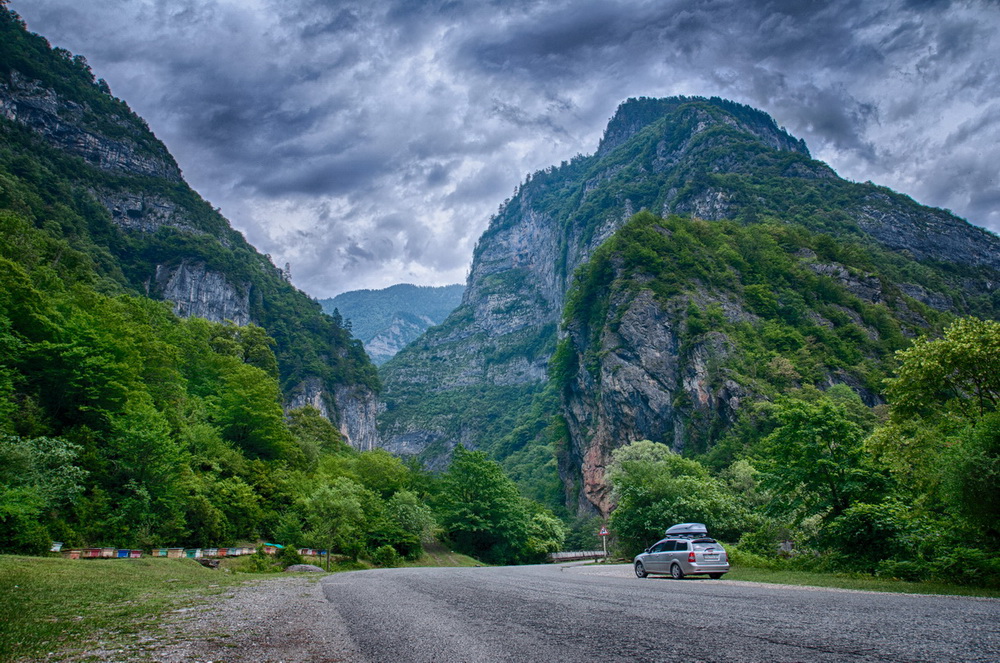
[371,544,402,568]
[277,545,305,568]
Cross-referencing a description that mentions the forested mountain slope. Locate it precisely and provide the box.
[379,95,1000,515]
[0,6,402,553]
[0,8,379,448]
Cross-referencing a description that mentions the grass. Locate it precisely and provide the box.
[400,541,483,568]
[724,565,1000,598]
[0,554,250,662]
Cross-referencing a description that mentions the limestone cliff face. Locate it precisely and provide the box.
[285,379,380,451]
[333,385,380,452]
[153,260,251,326]
[0,71,180,180]
[562,290,744,515]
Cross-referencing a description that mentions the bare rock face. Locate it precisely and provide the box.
[286,377,333,419]
[334,385,380,451]
[563,291,744,516]
[93,189,204,234]
[0,71,181,181]
[854,193,1000,272]
[154,261,251,326]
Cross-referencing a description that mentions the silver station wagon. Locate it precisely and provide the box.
[633,523,730,579]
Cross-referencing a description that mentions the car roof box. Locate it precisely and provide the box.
[665,523,708,537]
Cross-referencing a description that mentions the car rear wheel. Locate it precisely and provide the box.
[709,573,724,579]
[670,563,685,579]
[634,561,648,578]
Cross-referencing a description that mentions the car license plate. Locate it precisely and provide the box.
[705,554,719,561]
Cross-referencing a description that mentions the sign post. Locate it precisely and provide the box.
[599,525,609,561]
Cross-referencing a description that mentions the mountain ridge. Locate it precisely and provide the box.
[379,95,1000,514]
[0,8,379,448]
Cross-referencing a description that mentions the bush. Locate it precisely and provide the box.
[277,545,305,568]
[725,544,779,570]
[927,547,1000,587]
[876,559,926,582]
[371,544,402,568]
[242,545,280,573]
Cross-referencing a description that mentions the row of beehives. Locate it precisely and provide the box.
[57,544,325,559]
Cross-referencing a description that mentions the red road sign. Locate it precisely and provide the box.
[599,527,609,536]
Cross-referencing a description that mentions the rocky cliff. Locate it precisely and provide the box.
[381,95,1000,513]
[0,15,379,445]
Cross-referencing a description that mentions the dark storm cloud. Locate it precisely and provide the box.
[10,0,1000,296]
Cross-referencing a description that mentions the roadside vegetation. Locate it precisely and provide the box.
[605,315,1000,588]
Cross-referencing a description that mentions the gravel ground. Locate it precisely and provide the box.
[53,575,367,663]
[46,564,999,662]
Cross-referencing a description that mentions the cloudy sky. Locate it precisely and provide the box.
[11,0,1000,298]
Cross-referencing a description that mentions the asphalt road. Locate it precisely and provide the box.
[321,563,999,663]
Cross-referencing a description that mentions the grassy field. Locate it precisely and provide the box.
[0,555,250,662]
[722,565,1000,598]
[0,546,482,661]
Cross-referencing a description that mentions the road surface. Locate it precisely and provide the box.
[322,563,999,663]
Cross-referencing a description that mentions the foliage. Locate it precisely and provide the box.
[606,440,741,556]
[436,445,564,565]
[885,317,1000,421]
[752,388,887,522]
[371,544,402,568]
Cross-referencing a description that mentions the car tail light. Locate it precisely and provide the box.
[688,551,696,563]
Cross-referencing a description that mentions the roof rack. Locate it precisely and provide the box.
[664,522,708,538]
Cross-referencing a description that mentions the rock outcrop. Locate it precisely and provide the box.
[0,70,181,181]
[154,260,251,326]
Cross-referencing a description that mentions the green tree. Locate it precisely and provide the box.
[436,445,556,564]
[0,435,86,553]
[607,440,739,556]
[753,392,885,522]
[302,477,366,565]
[886,317,1000,421]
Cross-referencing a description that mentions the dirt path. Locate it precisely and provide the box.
[58,575,367,663]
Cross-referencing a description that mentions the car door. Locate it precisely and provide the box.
[645,540,672,572]
[667,540,687,571]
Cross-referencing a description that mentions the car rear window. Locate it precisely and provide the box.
[692,542,721,551]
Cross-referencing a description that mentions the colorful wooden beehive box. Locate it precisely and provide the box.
[167,547,184,558]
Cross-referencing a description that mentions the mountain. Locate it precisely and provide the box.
[0,8,379,448]
[319,284,464,365]
[379,96,1000,515]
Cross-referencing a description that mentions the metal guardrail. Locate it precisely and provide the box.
[548,551,606,562]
